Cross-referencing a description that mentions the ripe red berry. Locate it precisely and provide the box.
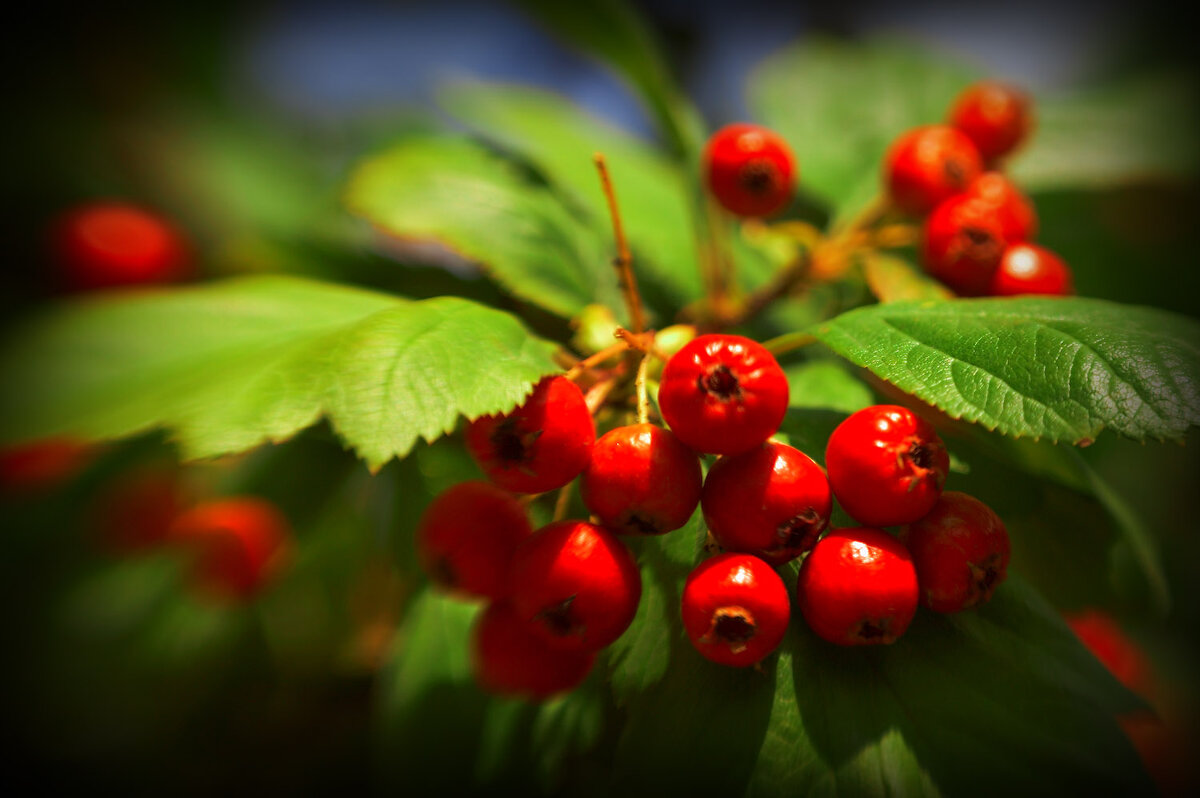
[91,466,188,555]
[701,441,831,565]
[465,375,595,494]
[901,491,1010,613]
[0,438,92,495]
[507,520,641,653]
[988,243,1074,296]
[415,480,532,599]
[580,423,702,535]
[797,527,918,646]
[948,81,1032,162]
[703,123,796,217]
[50,202,191,292]
[884,125,983,216]
[825,405,949,528]
[657,334,789,456]
[922,193,1009,296]
[681,553,790,667]
[168,497,292,603]
[471,600,595,700]
[965,171,1038,242]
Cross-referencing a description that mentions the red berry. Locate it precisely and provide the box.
[168,497,292,603]
[50,202,191,292]
[657,334,789,456]
[471,600,595,700]
[580,423,702,535]
[825,405,949,527]
[797,527,918,646]
[681,553,790,667]
[92,466,188,555]
[884,125,983,216]
[1063,609,1151,694]
[416,480,532,600]
[965,171,1037,241]
[701,441,831,565]
[922,193,1009,296]
[989,243,1074,296]
[465,375,595,494]
[948,81,1032,162]
[507,520,641,653]
[703,123,796,217]
[901,491,1010,613]
[0,438,92,495]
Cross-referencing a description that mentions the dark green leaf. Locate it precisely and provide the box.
[812,297,1200,444]
[748,36,978,217]
[603,511,706,702]
[438,82,701,310]
[785,360,874,414]
[0,276,559,469]
[513,0,703,159]
[1014,73,1200,190]
[344,135,621,318]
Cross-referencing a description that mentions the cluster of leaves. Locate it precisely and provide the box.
[2,1,1198,794]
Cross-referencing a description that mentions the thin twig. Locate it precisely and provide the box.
[635,351,652,425]
[761,331,818,356]
[552,481,573,522]
[564,339,630,380]
[594,153,646,334]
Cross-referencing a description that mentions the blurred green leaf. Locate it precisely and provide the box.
[0,276,559,469]
[344,135,621,318]
[863,252,953,303]
[513,0,704,159]
[784,360,874,414]
[812,297,1200,444]
[749,36,978,218]
[1014,73,1200,190]
[438,82,701,312]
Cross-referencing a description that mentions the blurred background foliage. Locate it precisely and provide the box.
[1,0,1197,793]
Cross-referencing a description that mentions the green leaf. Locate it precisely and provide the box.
[344,135,621,318]
[811,297,1200,444]
[863,253,953,303]
[748,36,978,216]
[1014,73,1200,190]
[0,276,559,469]
[785,360,874,414]
[604,511,706,702]
[616,576,1149,796]
[512,0,703,159]
[438,82,701,310]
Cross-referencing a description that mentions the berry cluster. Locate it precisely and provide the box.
[884,81,1073,296]
[422,333,1014,698]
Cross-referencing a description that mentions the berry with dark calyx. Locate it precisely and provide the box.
[507,520,641,653]
[989,243,1074,296]
[825,405,949,527]
[51,202,191,292]
[471,600,595,700]
[681,553,790,667]
[965,171,1038,242]
[703,123,796,217]
[657,334,789,456]
[797,527,918,646]
[884,125,984,216]
[581,423,702,535]
[466,375,595,494]
[948,81,1033,162]
[416,480,532,599]
[701,441,831,565]
[901,491,1010,613]
[922,193,1009,296]
[168,497,292,603]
